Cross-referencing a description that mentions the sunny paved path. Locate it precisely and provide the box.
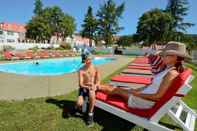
[0,55,132,100]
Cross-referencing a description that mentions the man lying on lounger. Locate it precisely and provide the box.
[73,54,100,126]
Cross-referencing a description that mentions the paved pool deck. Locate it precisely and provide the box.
[0,55,132,100]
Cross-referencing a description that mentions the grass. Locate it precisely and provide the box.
[0,62,197,131]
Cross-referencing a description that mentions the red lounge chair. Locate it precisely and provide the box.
[14,52,25,60]
[110,75,152,87]
[96,69,196,131]
[129,55,161,67]
[34,52,41,59]
[3,51,13,60]
[24,51,34,59]
[127,65,152,70]
[122,69,152,76]
[37,51,49,59]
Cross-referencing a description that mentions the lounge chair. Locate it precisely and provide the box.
[3,51,13,60]
[24,51,34,59]
[96,68,196,131]
[129,55,161,67]
[14,52,25,60]
[122,68,152,76]
[128,56,163,70]
[127,65,152,70]
[110,75,152,87]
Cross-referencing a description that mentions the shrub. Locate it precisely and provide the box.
[2,45,15,51]
[93,50,111,55]
[55,46,66,50]
[30,46,39,52]
[60,42,72,50]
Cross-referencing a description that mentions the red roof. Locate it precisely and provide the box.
[0,22,26,33]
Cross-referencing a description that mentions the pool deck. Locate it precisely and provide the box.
[0,55,132,100]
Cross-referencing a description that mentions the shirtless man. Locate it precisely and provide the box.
[74,54,100,126]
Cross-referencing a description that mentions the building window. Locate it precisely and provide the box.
[7,31,14,36]
[0,30,3,35]
[7,39,15,43]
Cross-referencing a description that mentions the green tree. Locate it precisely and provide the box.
[166,0,194,32]
[60,14,76,39]
[26,16,51,42]
[34,0,43,16]
[116,35,133,47]
[42,6,65,35]
[97,0,125,46]
[136,9,174,45]
[26,5,76,42]
[42,6,76,39]
[81,6,98,47]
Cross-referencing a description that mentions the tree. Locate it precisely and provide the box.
[34,0,43,16]
[97,0,125,46]
[26,16,51,42]
[42,6,76,39]
[166,0,194,32]
[136,9,174,45]
[116,35,133,47]
[59,14,76,39]
[26,5,76,42]
[81,6,98,47]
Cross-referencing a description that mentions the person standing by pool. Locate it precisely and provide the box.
[74,54,100,126]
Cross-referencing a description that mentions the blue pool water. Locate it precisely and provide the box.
[0,57,114,76]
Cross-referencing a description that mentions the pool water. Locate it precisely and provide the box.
[0,57,114,76]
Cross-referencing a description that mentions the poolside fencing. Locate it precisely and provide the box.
[191,49,197,63]
[122,48,154,56]
[0,42,60,50]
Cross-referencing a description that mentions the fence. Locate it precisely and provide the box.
[0,42,60,50]
[191,50,197,63]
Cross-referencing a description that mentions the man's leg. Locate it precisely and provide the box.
[72,88,85,116]
[76,96,84,107]
[88,90,96,113]
[86,90,95,126]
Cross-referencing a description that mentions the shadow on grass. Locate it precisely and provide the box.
[94,107,141,131]
[45,98,148,131]
[46,98,76,119]
[159,121,181,130]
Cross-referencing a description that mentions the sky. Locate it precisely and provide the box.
[0,0,196,35]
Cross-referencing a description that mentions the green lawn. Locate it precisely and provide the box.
[0,63,196,131]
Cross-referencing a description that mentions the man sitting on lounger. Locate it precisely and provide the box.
[99,41,188,109]
[73,54,100,126]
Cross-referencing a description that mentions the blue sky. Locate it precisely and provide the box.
[0,0,196,35]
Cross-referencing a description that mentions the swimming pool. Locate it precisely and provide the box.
[0,57,114,76]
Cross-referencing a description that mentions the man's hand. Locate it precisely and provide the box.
[89,84,97,91]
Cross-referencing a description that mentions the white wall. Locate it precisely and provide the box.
[0,42,60,50]
[191,50,197,63]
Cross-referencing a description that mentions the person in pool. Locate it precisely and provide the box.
[99,41,188,109]
[74,54,100,126]
[33,61,39,65]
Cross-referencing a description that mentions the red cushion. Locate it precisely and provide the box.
[127,65,152,70]
[96,92,155,118]
[132,59,149,64]
[111,75,152,84]
[96,91,108,101]
[96,68,192,118]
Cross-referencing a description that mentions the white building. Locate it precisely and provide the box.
[0,22,26,43]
